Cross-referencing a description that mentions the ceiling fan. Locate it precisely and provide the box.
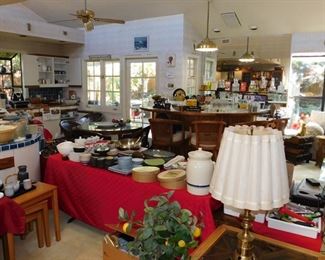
[56,0,125,31]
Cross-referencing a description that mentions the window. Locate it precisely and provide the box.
[204,58,215,83]
[86,60,121,108]
[186,57,198,96]
[0,52,22,89]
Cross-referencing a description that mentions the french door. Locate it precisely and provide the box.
[126,59,157,123]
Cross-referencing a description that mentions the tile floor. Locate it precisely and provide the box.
[0,161,321,260]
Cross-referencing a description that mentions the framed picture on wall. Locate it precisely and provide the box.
[166,53,176,67]
[134,36,149,52]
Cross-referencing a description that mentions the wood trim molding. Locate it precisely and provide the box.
[0,156,15,170]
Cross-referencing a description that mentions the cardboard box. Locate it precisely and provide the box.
[223,205,266,223]
[266,213,321,239]
[103,224,137,260]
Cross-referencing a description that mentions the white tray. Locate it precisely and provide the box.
[266,213,321,239]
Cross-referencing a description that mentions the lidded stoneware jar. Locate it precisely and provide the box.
[186,148,214,196]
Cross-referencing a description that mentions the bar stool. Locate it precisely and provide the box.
[315,135,325,167]
[190,121,226,160]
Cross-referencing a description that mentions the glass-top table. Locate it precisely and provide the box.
[78,122,146,139]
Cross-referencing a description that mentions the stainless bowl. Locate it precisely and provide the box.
[117,138,141,150]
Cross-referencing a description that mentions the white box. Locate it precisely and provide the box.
[266,213,321,239]
[224,205,266,223]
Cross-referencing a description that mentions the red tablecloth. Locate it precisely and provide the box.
[44,154,222,240]
[0,197,25,235]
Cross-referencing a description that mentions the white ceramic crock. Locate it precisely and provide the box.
[186,148,214,196]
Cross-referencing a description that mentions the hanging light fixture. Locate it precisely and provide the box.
[239,37,255,62]
[195,0,218,52]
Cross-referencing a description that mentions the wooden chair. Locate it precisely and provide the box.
[190,121,226,160]
[149,119,190,155]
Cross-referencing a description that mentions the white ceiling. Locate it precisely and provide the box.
[19,0,325,37]
[2,0,325,58]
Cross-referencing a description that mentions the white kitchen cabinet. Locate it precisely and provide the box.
[68,57,82,87]
[22,54,70,88]
[22,54,39,86]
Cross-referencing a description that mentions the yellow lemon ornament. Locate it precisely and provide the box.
[122,222,130,233]
[178,240,186,248]
[193,227,201,238]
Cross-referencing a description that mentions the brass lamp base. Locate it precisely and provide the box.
[234,209,256,260]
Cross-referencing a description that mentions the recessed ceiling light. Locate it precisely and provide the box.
[213,28,221,33]
[250,25,258,31]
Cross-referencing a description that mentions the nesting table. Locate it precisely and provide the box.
[4,182,60,260]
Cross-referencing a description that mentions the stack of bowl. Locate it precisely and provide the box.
[157,169,186,190]
[132,166,160,183]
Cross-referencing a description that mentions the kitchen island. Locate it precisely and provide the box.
[141,107,269,126]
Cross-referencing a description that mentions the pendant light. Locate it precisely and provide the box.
[195,0,218,52]
[239,37,255,62]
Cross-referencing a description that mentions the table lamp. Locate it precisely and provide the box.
[210,125,290,259]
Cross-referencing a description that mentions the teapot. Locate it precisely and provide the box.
[186,148,214,196]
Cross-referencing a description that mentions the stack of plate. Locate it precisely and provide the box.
[157,169,186,190]
[132,166,160,183]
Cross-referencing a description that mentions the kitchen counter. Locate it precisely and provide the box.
[141,107,269,126]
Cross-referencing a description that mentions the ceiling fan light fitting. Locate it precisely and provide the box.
[84,20,94,31]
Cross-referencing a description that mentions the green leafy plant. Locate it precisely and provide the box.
[118,191,203,260]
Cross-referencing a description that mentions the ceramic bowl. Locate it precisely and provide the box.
[79,153,91,164]
[73,145,86,153]
[68,152,80,162]
[57,141,74,156]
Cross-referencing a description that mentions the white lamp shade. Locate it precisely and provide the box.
[209,125,289,211]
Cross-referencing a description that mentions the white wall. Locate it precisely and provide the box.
[81,14,185,119]
[291,32,325,53]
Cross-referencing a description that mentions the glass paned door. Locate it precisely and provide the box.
[126,59,157,122]
[290,55,325,115]
[186,57,198,96]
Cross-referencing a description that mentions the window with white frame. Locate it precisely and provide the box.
[186,57,198,96]
[204,59,214,82]
[86,60,121,108]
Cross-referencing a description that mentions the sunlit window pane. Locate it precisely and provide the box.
[131,63,142,77]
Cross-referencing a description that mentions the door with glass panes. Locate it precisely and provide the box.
[126,59,157,122]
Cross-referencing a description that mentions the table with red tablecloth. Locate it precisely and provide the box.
[44,154,222,240]
[0,196,25,259]
[0,197,25,235]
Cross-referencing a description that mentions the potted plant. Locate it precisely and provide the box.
[118,191,203,260]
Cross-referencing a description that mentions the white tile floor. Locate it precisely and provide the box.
[1,161,321,260]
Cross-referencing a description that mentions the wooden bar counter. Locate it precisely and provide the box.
[141,107,269,126]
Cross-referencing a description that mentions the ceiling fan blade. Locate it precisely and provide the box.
[93,17,125,24]
[50,18,80,23]
[0,0,25,5]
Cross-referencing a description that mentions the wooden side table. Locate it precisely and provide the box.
[191,225,324,260]
[4,182,61,260]
[284,136,314,165]
[315,135,325,167]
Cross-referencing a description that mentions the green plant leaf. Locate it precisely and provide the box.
[154,225,167,232]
